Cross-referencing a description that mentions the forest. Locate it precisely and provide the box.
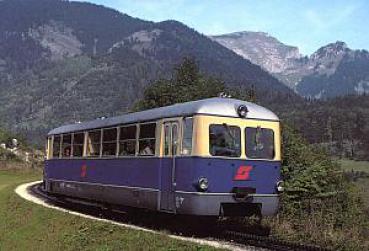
[135,57,369,161]
[276,95,369,160]
[133,58,369,250]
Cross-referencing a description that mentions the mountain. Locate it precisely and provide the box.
[211,31,303,74]
[211,32,369,98]
[0,0,296,142]
[296,43,369,98]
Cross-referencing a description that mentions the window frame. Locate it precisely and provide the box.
[245,126,275,160]
[52,135,61,159]
[162,120,181,157]
[101,127,119,157]
[138,122,157,156]
[60,134,73,158]
[86,129,103,157]
[181,117,193,156]
[208,123,242,158]
[48,120,161,159]
[71,132,85,158]
[118,124,138,157]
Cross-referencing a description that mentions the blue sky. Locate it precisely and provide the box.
[85,0,368,55]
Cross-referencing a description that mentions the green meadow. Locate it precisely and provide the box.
[0,169,217,251]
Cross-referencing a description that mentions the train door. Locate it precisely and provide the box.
[160,121,180,213]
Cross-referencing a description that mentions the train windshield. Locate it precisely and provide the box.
[245,127,275,160]
[209,124,241,157]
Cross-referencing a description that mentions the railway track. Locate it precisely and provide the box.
[29,184,329,251]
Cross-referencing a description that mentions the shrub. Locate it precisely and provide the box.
[268,125,369,250]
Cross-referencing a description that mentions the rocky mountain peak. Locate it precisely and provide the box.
[211,31,302,74]
[311,41,349,60]
[222,31,270,38]
[212,31,369,98]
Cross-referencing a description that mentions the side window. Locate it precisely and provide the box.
[73,133,84,157]
[102,128,117,156]
[52,135,61,158]
[61,134,72,157]
[138,123,156,156]
[119,125,137,156]
[245,127,275,160]
[87,130,101,157]
[209,124,241,157]
[182,117,193,155]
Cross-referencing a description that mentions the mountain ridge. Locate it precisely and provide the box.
[0,0,297,143]
[211,32,369,98]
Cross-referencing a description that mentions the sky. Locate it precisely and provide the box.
[85,0,369,55]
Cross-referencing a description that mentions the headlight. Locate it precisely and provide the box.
[198,177,209,192]
[276,181,284,193]
[237,105,248,118]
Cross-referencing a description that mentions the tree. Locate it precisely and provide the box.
[133,58,226,111]
[281,125,342,198]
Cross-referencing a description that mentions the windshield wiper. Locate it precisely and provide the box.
[222,123,236,141]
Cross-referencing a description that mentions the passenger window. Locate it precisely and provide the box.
[119,125,137,156]
[138,123,156,156]
[245,127,275,160]
[102,128,117,156]
[209,124,241,157]
[53,135,61,158]
[87,130,101,157]
[182,117,193,155]
[61,134,72,157]
[72,133,84,157]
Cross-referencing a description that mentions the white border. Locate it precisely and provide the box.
[15,181,251,251]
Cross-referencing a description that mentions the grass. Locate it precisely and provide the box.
[0,169,218,251]
[356,178,369,210]
[338,159,369,173]
[337,159,369,209]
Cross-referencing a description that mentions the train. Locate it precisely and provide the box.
[43,97,283,217]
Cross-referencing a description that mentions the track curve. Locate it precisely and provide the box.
[16,181,329,251]
[15,181,258,251]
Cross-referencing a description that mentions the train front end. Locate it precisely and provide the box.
[174,106,282,217]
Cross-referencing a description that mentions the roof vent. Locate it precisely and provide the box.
[219,92,232,98]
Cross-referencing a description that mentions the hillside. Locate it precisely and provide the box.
[212,32,369,98]
[276,95,369,160]
[0,0,297,142]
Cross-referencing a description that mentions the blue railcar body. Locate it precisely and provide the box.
[44,157,280,216]
[44,98,282,217]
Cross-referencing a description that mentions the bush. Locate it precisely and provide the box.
[0,147,19,161]
[267,125,369,250]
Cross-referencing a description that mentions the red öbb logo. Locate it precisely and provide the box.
[81,164,87,178]
[234,166,253,180]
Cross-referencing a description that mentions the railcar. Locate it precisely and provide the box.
[44,97,283,216]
